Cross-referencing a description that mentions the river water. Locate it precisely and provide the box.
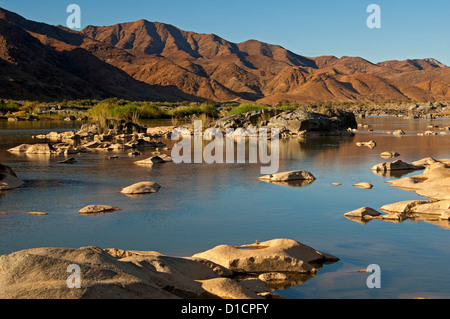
[0,116,450,299]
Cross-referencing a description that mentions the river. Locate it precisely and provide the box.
[0,116,450,299]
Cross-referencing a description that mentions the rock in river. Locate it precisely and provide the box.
[353,182,373,189]
[121,182,161,195]
[380,151,400,158]
[370,160,424,172]
[344,207,381,218]
[134,155,169,165]
[192,238,338,274]
[259,170,316,183]
[78,205,120,215]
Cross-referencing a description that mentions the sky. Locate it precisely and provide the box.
[1,0,449,65]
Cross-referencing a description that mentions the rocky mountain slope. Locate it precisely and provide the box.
[0,7,448,103]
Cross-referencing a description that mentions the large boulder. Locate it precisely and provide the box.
[1,238,335,299]
[215,108,280,129]
[0,164,24,191]
[0,246,265,299]
[7,143,59,155]
[191,238,338,274]
[267,109,357,135]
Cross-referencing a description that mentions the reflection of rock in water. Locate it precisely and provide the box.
[262,273,316,291]
[264,179,315,188]
[371,169,417,178]
[344,215,372,225]
[409,214,450,230]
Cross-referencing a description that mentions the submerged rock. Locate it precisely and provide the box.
[78,205,120,215]
[134,156,168,165]
[57,157,77,164]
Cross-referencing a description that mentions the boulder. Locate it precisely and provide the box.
[78,205,120,215]
[380,213,408,221]
[370,160,424,172]
[0,239,336,299]
[26,144,59,155]
[353,182,373,189]
[356,140,376,148]
[7,144,32,153]
[344,207,381,218]
[8,143,60,155]
[121,182,161,195]
[215,108,280,129]
[381,200,431,214]
[392,130,406,135]
[411,157,439,167]
[192,238,338,274]
[0,246,259,299]
[380,151,400,158]
[259,170,316,183]
[267,109,357,136]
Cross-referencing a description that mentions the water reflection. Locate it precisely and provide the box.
[371,169,420,178]
[259,179,315,188]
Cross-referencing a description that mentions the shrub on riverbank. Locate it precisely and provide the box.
[227,104,268,115]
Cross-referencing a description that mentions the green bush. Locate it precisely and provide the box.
[227,104,268,115]
[169,103,218,119]
[0,101,21,113]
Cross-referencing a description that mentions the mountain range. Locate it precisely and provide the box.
[0,7,449,103]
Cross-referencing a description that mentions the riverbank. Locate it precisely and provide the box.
[1,99,449,123]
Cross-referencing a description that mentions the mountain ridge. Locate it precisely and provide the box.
[0,7,448,103]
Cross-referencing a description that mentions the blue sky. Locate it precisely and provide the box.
[1,0,449,65]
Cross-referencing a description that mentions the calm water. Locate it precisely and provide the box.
[1,117,450,299]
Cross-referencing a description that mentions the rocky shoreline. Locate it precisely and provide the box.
[0,238,338,299]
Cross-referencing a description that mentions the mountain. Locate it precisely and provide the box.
[0,7,448,103]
